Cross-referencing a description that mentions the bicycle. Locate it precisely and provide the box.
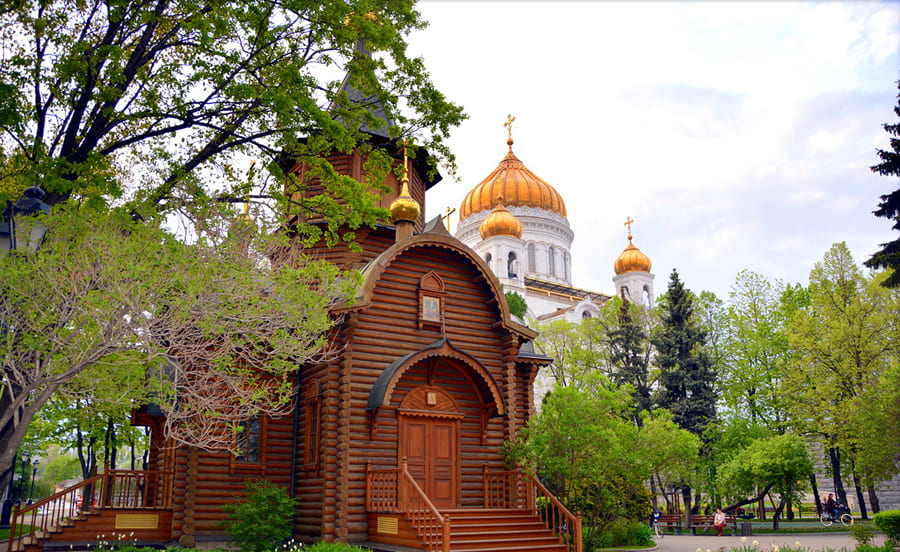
[650,509,663,539]
[820,504,853,527]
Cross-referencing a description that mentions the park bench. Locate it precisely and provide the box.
[658,514,683,534]
[689,513,738,536]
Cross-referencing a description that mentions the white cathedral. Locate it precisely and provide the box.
[454,122,655,321]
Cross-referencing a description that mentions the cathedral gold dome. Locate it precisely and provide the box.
[460,140,567,219]
[479,198,523,239]
[614,234,652,275]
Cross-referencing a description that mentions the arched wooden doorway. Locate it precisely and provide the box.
[397,386,462,509]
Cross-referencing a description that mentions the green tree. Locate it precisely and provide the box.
[607,297,654,424]
[784,243,899,517]
[534,318,607,389]
[0,0,464,211]
[716,433,813,529]
[652,269,717,437]
[718,270,792,432]
[865,80,900,287]
[504,376,698,549]
[505,290,528,319]
[0,205,359,494]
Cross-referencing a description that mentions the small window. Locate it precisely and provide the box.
[232,415,267,474]
[235,417,261,463]
[548,246,556,277]
[582,310,592,319]
[527,243,536,272]
[508,252,518,279]
[303,396,321,468]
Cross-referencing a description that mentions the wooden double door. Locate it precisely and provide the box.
[401,416,459,509]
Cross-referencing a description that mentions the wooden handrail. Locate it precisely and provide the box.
[366,461,450,552]
[7,470,173,552]
[483,468,582,552]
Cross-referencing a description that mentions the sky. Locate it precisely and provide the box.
[406,1,900,300]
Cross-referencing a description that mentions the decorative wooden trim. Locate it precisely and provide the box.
[418,272,446,330]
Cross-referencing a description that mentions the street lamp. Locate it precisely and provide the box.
[17,450,29,504]
[27,458,38,505]
[0,186,51,253]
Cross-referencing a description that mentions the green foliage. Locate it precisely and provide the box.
[0,0,465,211]
[873,509,900,546]
[505,290,528,319]
[37,454,81,486]
[504,381,699,550]
[599,517,653,548]
[221,480,299,552]
[865,80,900,287]
[1,204,359,481]
[716,433,813,508]
[849,522,877,546]
[534,318,607,388]
[652,269,717,437]
[717,270,792,432]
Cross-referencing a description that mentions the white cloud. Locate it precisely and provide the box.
[412,1,898,298]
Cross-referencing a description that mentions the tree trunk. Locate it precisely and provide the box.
[810,475,822,515]
[682,486,693,531]
[852,473,868,520]
[828,447,848,506]
[867,485,880,514]
[772,497,786,530]
[786,495,794,520]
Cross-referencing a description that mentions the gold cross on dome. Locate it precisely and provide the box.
[504,114,516,141]
[442,206,456,233]
[624,217,634,233]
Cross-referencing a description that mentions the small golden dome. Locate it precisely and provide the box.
[614,233,652,275]
[460,141,566,219]
[479,198,523,239]
[389,176,420,223]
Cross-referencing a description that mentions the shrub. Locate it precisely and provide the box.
[221,480,299,552]
[850,522,877,545]
[874,509,900,547]
[855,544,894,552]
[600,518,650,548]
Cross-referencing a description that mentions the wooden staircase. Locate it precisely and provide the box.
[441,509,569,552]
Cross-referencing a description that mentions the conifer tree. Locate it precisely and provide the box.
[652,269,717,437]
[865,80,900,287]
[608,298,652,424]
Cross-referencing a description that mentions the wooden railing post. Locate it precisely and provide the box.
[575,514,583,552]
[399,458,408,511]
[442,515,451,552]
[482,464,489,507]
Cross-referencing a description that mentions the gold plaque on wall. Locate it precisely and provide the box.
[115,514,159,529]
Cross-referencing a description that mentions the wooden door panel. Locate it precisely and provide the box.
[430,422,455,508]
[404,420,428,486]
[400,417,457,509]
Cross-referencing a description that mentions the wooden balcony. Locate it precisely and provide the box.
[7,470,174,552]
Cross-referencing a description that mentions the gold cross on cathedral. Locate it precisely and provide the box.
[624,216,634,236]
[504,114,516,142]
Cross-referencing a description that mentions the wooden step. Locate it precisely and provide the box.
[436,508,568,552]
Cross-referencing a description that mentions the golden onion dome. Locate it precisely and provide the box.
[614,233,652,275]
[389,173,420,223]
[460,138,566,219]
[479,197,523,239]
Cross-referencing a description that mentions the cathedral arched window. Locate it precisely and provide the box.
[508,252,518,279]
[527,243,536,273]
[485,253,492,271]
[582,310,592,319]
[548,246,556,277]
[564,252,571,282]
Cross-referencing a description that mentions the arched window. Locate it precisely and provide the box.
[527,243,536,272]
[508,252,518,279]
[485,253,492,271]
[582,310,592,319]
[548,246,555,277]
[564,252,571,282]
